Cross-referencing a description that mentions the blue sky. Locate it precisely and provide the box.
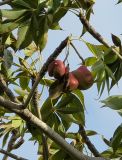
[0,0,122,159]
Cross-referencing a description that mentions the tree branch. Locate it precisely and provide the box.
[12,137,24,150]
[0,96,23,111]
[79,14,122,60]
[16,108,107,160]
[0,148,28,160]
[24,37,69,108]
[0,98,107,160]
[79,125,101,157]
[0,0,13,6]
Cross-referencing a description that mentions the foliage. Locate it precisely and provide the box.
[0,0,122,160]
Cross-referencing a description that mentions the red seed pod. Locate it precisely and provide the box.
[48,60,66,79]
[72,66,94,90]
[67,72,79,91]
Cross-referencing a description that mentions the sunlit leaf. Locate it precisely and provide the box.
[1,9,27,20]
[101,95,122,110]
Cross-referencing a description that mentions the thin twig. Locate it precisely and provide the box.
[31,77,49,160]
[0,148,28,160]
[70,42,85,64]
[12,137,24,149]
[24,37,69,108]
[79,14,122,60]
[2,130,18,160]
[0,0,13,6]
[79,125,101,157]
[0,74,18,103]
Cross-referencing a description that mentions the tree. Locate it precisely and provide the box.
[0,0,122,159]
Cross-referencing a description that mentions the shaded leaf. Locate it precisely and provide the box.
[111,34,121,47]
[2,131,10,148]
[49,150,66,160]
[110,124,122,152]
[16,20,32,49]
[117,0,122,4]
[38,17,48,51]
[19,76,29,90]
[3,49,13,69]
[41,97,59,121]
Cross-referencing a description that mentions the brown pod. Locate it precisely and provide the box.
[67,72,79,91]
[48,60,66,79]
[72,66,94,90]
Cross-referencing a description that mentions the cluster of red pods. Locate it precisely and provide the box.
[48,60,94,91]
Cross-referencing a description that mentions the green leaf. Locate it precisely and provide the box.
[1,9,27,20]
[117,0,122,4]
[58,114,72,131]
[105,65,115,81]
[19,76,29,90]
[27,122,42,144]
[11,0,32,9]
[24,43,37,57]
[56,93,85,124]
[49,150,66,160]
[49,80,64,99]
[40,78,54,86]
[2,131,10,148]
[38,17,48,51]
[16,21,32,49]
[63,0,69,6]
[57,113,78,124]
[72,89,85,108]
[82,40,107,57]
[104,49,118,64]
[56,107,81,114]
[111,34,121,47]
[50,22,62,30]
[53,8,67,23]
[86,130,98,136]
[12,119,22,128]
[92,60,105,73]
[110,124,122,152]
[110,63,122,88]
[101,149,113,158]
[101,95,122,110]
[65,132,77,139]
[14,87,29,97]
[85,57,97,66]
[0,108,6,116]
[3,49,13,69]
[41,98,58,121]
[0,22,20,34]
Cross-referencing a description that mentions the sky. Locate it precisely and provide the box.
[0,0,122,159]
